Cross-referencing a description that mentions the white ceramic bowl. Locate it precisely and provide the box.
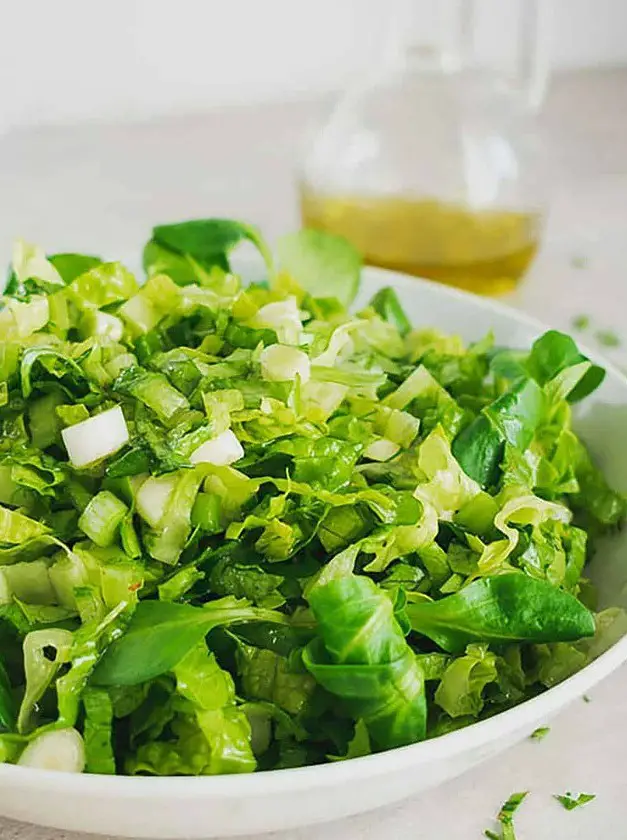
[2,267,627,839]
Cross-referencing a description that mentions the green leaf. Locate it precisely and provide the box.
[303,574,426,750]
[571,438,627,533]
[369,287,411,337]
[57,602,132,728]
[92,598,286,686]
[328,719,371,762]
[82,687,116,774]
[530,726,550,741]
[209,553,285,608]
[128,707,255,776]
[554,792,596,811]
[67,261,139,309]
[0,505,48,544]
[20,347,93,400]
[277,229,361,307]
[0,658,15,731]
[527,330,604,403]
[452,378,545,487]
[150,218,273,275]
[435,643,497,717]
[236,643,316,716]
[406,574,595,654]
[142,240,205,286]
[113,366,189,424]
[49,253,102,284]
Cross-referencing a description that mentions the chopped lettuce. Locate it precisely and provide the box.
[0,219,621,777]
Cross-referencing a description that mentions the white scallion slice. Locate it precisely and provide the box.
[301,380,348,421]
[61,406,129,468]
[18,728,86,773]
[260,345,310,383]
[363,438,400,462]
[82,310,124,341]
[136,474,179,529]
[252,297,302,345]
[190,429,244,466]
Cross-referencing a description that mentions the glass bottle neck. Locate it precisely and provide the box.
[386,0,474,73]
[386,0,548,109]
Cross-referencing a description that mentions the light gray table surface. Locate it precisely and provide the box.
[0,68,626,840]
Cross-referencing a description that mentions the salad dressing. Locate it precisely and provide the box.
[300,190,541,295]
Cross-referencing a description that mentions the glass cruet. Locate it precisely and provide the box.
[299,0,550,295]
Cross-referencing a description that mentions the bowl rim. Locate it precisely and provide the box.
[3,266,627,797]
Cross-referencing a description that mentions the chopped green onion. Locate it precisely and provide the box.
[61,406,129,468]
[18,728,86,773]
[189,429,244,466]
[78,491,128,547]
[530,726,550,741]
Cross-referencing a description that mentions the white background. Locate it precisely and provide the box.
[2,0,627,129]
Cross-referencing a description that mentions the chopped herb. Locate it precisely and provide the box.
[554,792,596,811]
[595,329,621,348]
[530,726,550,741]
[583,694,592,703]
[485,791,528,839]
[571,314,590,331]
[571,255,588,269]
[499,791,529,822]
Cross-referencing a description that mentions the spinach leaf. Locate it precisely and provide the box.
[452,378,545,487]
[489,348,528,382]
[147,219,273,279]
[303,574,426,750]
[142,240,206,286]
[527,330,605,402]
[49,253,102,284]
[452,414,503,488]
[571,438,627,533]
[93,598,287,686]
[406,574,596,653]
[277,229,361,306]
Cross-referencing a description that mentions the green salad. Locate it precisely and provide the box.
[0,218,623,776]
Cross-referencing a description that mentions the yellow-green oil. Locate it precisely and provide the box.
[301,190,541,295]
